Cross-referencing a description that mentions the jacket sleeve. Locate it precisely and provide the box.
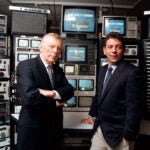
[16,61,56,109]
[54,67,74,102]
[89,93,98,117]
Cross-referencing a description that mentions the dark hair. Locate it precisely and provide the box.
[103,32,125,49]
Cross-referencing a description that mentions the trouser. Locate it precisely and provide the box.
[17,125,62,150]
[90,126,134,150]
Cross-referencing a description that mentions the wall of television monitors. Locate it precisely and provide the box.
[14,36,42,67]
[63,75,96,111]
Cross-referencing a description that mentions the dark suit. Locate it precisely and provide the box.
[16,56,74,150]
[89,60,144,148]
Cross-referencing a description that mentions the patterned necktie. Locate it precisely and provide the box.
[47,66,54,88]
[102,67,113,94]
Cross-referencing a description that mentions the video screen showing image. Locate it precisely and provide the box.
[30,54,38,58]
[18,39,29,47]
[65,65,75,74]
[31,40,41,48]
[64,96,77,107]
[67,79,77,90]
[104,17,126,36]
[17,53,29,62]
[63,7,95,33]
[65,45,86,63]
[78,79,94,91]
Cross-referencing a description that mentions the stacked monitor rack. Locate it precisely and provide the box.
[102,16,137,39]
[59,5,98,147]
[0,14,10,149]
[142,39,150,120]
[9,7,48,149]
[11,35,42,110]
[9,7,48,112]
[13,36,41,68]
[60,39,97,112]
[100,16,139,68]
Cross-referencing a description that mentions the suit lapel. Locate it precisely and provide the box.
[97,65,107,103]
[99,61,124,104]
[36,56,50,84]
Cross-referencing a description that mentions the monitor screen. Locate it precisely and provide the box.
[18,39,29,47]
[30,54,38,58]
[65,45,87,63]
[67,78,77,90]
[79,65,90,74]
[64,65,75,74]
[62,6,96,33]
[102,16,127,37]
[0,37,7,55]
[78,96,93,107]
[31,39,41,48]
[64,96,77,107]
[17,53,29,61]
[78,79,94,91]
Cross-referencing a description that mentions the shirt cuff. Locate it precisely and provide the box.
[53,90,61,99]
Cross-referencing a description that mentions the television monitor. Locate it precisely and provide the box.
[17,53,29,61]
[64,65,75,74]
[78,96,93,107]
[78,79,94,91]
[102,16,127,37]
[18,39,29,48]
[11,11,47,35]
[65,45,87,63]
[0,36,7,55]
[30,54,38,58]
[67,78,77,90]
[64,96,77,107]
[31,39,41,48]
[79,65,90,75]
[61,5,97,37]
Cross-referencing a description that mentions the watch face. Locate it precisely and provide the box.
[18,39,29,47]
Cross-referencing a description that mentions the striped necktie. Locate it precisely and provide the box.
[102,67,113,94]
[47,66,54,88]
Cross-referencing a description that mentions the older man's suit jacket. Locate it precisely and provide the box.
[89,60,144,148]
[16,56,74,147]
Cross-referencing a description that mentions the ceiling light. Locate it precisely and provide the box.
[144,10,150,15]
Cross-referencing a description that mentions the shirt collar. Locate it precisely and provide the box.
[40,54,49,68]
[108,64,117,73]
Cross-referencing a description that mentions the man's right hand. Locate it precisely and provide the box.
[80,117,94,124]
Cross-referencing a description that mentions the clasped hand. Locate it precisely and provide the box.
[38,88,65,107]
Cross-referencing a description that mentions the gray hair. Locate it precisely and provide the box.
[41,33,62,43]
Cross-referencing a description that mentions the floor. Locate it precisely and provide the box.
[62,134,150,150]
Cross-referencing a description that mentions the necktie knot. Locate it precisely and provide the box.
[108,67,113,73]
[47,65,52,70]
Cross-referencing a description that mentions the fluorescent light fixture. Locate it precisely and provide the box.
[9,5,50,14]
[144,10,150,15]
